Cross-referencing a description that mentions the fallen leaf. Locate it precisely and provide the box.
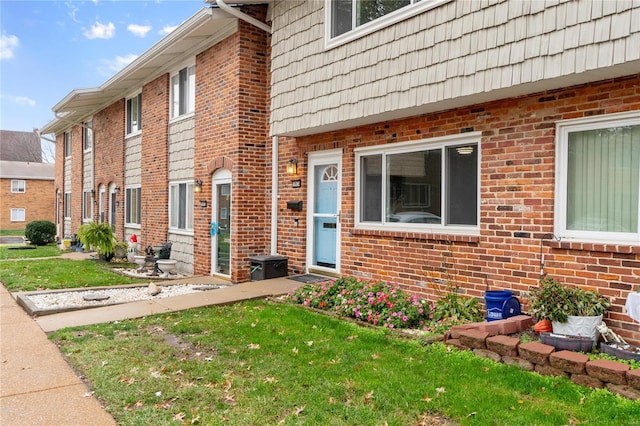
[294,406,305,415]
[191,415,200,424]
[248,343,260,350]
[328,397,336,404]
[435,387,446,395]
[371,353,380,359]
[263,377,278,383]
[173,412,186,422]
[363,390,374,404]
[292,347,298,355]
[306,341,313,346]
[421,393,432,402]
[346,335,358,341]
[222,394,236,405]
[82,391,94,398]
[467,412,476,417]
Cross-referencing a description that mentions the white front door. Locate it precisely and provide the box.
[211,170,231,277]
[307,150,342,273]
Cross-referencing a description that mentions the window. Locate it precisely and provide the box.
[555,112,640,244]
[169,182,194,231]
[64,192,71,218]
[83,191,92,221]
[10,208,25,222]
[126,93,142,135]
[83,121,93,151]
[170,65,195,119]
[327,0,450,46]
[356,135,479,232]
[126,187,142,225]
[64,132,71,158]
[11,180,25,193]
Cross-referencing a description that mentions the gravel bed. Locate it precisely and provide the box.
[26,284,227,310]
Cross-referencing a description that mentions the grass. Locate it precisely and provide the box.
[50,301,640,425]
[0,229,25,236]
[0,243,62,260]
[0,258,148,292]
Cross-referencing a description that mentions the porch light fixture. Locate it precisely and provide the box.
[287,159,298,176]
[456,146,474,155]
[194,179,203,193]
[114,186,121,192]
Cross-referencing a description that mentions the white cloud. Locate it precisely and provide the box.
[159,25,178,36]
[1,94,36,107]
[127,23,152,38]
[65,1,80,23]
[84,21,115,39]
[1,33,19,60]
[98,53,138,76]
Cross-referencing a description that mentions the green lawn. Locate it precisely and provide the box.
[0,258,148,291]
[50,301,640,425]
[0,243,61,260]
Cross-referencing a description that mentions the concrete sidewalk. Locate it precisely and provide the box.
[1,266,304,424]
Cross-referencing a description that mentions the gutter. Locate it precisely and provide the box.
[212,0,271,33]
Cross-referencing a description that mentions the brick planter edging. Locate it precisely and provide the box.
[447,316,640,401]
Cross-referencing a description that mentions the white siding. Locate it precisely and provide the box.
[270,0,640,136]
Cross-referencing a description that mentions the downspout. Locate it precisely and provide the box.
[213,0,272,34]
[271,136,279,255]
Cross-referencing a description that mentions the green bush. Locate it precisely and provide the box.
[24,220,56,246]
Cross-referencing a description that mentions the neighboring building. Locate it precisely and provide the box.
[0,131,55,230]
[268,0,640,344]
[42,0,640,344]
[41,6,271,280]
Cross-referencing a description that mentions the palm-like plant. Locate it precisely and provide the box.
[77,222,116,259]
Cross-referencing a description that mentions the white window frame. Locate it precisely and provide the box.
[10,208,25,222]
[170,63,195,120]
[64,192,71,219]
[83,121,93,151]
[354,132,480,235]
[125,186,142,227]
[169,181,194,233]
[325,0,451,49]
[82,190,93,222]
[126,93,142,136]
[555,111,640,245]
[11,180,26,193]
[64,132,71,158]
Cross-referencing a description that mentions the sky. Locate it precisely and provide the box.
[0,0,207,140]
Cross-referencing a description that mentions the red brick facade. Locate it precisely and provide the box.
[277,75,640,345]
[0,178,54,229]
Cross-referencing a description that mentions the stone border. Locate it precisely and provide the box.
[445,316,640,400]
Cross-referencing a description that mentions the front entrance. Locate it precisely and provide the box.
[211,170,231,276]
[307,150,342,274]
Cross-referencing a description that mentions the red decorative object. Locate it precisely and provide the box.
[533,319,552,333]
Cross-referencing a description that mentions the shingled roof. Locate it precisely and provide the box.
[0,130,43,162]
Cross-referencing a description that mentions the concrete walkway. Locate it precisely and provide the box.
[1,252,305,425]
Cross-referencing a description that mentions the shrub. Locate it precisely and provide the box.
[77,222,116,259]
[286,276,433,329]
[25,220,56,246]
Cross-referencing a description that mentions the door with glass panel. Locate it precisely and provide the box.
[307,150,341,273]
[211,170,231,276]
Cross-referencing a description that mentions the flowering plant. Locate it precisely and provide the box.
[286,277,433,329]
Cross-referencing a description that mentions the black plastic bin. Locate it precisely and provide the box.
[250,255,288,281]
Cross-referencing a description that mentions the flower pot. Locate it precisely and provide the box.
[552,315,602,341]
[541,332,595,352]
[600,342,640,361]
[156,259,177,278]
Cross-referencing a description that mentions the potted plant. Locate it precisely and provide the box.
[77,222,116,261]
[529,276,610,342]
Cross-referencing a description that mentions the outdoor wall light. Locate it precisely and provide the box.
[287,158,298,176]
[200,200,208,208]
[90,189,96,195]
[114,186,121,192]
[194,179,203,193]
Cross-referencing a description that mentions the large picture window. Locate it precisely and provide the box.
[327,0,449,47]
[126,187,142,225]
[169,182,194,231]
[170,65,195,119]
[11,180,25,193]
[356,135,479,232]
[126,93,142,135]
[555,112,640,244]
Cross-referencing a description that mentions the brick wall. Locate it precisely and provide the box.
[138,74,170,248]
[0,178,54,229]
[94,100,125,240]
[55,133,63,237]
[194,9,271,281]
[278,74,640,345]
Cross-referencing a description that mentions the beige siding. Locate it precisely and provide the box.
[168,118,195,181]
[270,0,640,136]
[83,149,92,189]
[166,232,194,274]
[125,135,142,186]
